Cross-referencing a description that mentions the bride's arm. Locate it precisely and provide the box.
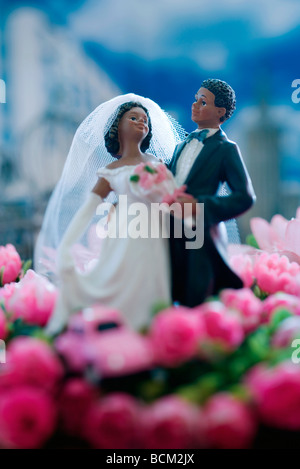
[58,177,111,270]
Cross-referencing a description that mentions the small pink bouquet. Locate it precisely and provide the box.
[129,161,192,204]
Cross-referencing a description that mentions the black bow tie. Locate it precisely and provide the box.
[185,129,209,144]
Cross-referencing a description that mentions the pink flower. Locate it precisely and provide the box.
[230,249,300,297]
[67,304,125,334]
[162,185,194,205]
[5,269,57,327]
[262,292,300,323]
[149,306,205,367]
[0,244,22,284]
[253,253,300,296]
[139,171,155,189]
[196,301,244,355]
[83,393,140,449]
[58,379,98,437]
[271,317,300,348]
[0,337,63,393]
[0,387,56,449]
[202,393,256,449]
[0,307,7,340]
[220,288,263,333]
[54,331,87,373]
[0,282,17,311]
[133,162,147,175]
[154,163,168,183]
[229,253,255,288]
[250,209,300,264]
[245,361,300,429]
[85,328,154,378]
[139,395,199,449]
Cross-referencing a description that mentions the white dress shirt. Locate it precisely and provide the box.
[175,128,219,186]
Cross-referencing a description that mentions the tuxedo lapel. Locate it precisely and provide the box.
[169,141,186,176]
[184,129,227,185]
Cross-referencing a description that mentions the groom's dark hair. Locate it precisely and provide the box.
[105,101,152,156]
[200,79,236,122]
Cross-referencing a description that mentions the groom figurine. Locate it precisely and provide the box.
[168,78,256,307]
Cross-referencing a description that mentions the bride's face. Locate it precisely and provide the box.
[118,107,149,145]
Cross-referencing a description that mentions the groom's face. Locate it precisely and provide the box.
[192,87,225,129]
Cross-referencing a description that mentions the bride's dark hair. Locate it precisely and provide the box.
[104,101,152,156]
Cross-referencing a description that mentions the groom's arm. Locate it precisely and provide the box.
[195,142,256,227]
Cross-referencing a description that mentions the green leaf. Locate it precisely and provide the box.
[0,267,5,287]
[22,259,32,276]
[32,329,53,345]
[129,174,140,182]
[177,372,224,405]
[144,165,157,174]
[268,347,295,366]
[150,300,172,318]
[227,384,252,403]
[269,309,293,334]
[246,233,259,249]
[8,318,41,340]
[247,327,270,360]
[138,379,167,402]
[252,284,268,300]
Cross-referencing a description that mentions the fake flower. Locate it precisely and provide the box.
[202,393,257,449]
[139,395,199,449]
[5,269,57,327]
[83,393,140,449]
[0,387,56,449]
[250,208,300,263]
[245,361,300,430]
[0,337,63,393]
[149,306,205,367]
[58,379,98,438]
[0,244,22,285]
[220,288,263,333]
[196,301,244,355]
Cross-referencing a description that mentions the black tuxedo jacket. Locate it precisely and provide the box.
[167,128,256,306]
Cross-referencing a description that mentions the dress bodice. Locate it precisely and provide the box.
[97,157,162,204]
[97,165,139,203]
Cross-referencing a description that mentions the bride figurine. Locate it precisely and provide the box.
[35,94,186,335]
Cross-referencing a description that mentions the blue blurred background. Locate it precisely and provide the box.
[1,0,300,259]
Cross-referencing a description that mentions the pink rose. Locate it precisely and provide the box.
[149,306,205,367]
[139,395,199,449]
[202,393,256,449]
[67,304,124,334]
[6,269,57,327]
[83,393,140,449]
[253,253,300,296]
[262,292,300,323]
[153,163,168,183]
[58,379,98,437]
[196,301,244,356]
[0,282,17,311]
[0,244,22,285]
[0,387,56,449]
[0,307,7,340]
[139,171,155,189]
[245,361,300,429]
[271,316,300,348]
[133,162,146,175]
[54,331,87,373]
[229,254,255,288]
[250,211,300,263]
[0,337,63,393]
[85,328,154,378]
[220,288,263,333]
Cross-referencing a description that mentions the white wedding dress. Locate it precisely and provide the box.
[50,159,171,333]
